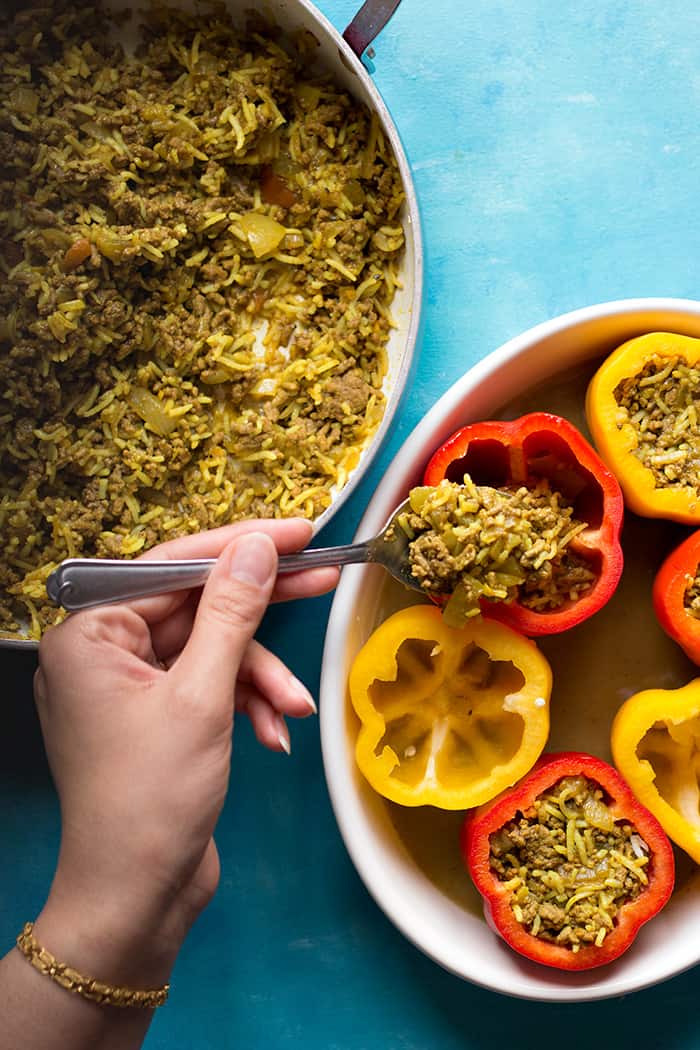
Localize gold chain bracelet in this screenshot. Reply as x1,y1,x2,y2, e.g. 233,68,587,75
16,922,169,1009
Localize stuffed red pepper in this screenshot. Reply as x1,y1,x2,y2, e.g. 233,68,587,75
653,529,700,665
402,412,624,634
462,752,674,971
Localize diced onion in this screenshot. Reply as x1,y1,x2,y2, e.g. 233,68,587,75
630,834,649,858
128,387,177,436
582,795,615,833
10,86,38,116
296,83,321,111
239,212,287,258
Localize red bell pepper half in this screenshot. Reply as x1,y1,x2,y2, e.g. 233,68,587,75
653,529,700,665
462,752,675,971
422,412,624,635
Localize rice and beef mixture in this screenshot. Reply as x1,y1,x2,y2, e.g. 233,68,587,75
394,477,595,626
489,775,650,951
0,1,405,637
684,569,700,618
614,355,700,490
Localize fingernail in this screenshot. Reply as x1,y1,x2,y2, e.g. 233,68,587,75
303,694,318,715
228,533,276,586
291,675,317,714
277,716,291,755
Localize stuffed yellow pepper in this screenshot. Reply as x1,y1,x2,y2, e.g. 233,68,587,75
586,332,700,523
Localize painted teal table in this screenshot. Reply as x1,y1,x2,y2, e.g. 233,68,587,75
4,1,700,1045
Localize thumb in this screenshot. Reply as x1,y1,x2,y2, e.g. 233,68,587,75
173,532,278,700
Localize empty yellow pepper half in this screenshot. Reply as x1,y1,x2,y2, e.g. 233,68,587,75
611,680,700,863
348,605,552,809
586,332,700,523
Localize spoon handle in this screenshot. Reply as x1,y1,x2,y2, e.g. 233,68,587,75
46,542,372,612
277,541,371,573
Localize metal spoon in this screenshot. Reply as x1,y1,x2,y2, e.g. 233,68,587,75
46,498,422,612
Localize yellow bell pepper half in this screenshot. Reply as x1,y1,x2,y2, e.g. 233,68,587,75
611,680,700,864
586,332,700,523
348,605,552,809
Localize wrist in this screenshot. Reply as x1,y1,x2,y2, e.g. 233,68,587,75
33,880,186,992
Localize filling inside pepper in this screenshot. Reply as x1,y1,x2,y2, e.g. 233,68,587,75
684,569,700,619
395,477,595,625
489,775,649,951
614,355,700,490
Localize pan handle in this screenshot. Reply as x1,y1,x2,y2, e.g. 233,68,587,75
343,0,402,60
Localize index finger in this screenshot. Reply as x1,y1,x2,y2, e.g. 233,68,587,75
126,518,315,623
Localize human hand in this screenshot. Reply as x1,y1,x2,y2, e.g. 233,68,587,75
31,520,337,991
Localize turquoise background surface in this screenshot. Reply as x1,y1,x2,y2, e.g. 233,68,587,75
4,0,700,1045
